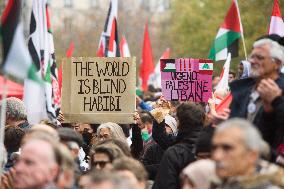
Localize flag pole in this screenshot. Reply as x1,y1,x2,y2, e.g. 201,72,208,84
241,35,248,60
0,77,7,177
235,0,248,60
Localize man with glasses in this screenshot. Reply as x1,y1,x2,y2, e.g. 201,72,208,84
229,34,284,153
211,118,284,189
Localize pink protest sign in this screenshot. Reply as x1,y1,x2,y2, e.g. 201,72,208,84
160,58,213,102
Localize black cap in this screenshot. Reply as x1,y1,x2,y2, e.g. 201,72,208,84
257,34,284,47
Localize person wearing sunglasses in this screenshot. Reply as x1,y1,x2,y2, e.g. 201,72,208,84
89,143,125,170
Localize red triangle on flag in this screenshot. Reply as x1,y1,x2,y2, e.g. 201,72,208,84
272,0,282,17
221,0,241,33
140,22,154,91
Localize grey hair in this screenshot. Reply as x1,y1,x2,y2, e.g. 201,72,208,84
253,38,284,69
216,118,263,152
97,122,126,141
0,97,27,121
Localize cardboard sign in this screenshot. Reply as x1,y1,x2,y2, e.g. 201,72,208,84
62,57,136,124
160,58,213,102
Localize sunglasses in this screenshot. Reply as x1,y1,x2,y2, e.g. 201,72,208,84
212,143,235,152
92,160,110,168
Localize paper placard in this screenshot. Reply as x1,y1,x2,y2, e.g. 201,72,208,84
62,57,136,123
160,58,213,102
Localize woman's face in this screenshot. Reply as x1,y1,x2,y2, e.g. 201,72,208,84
238,63,244,77
98,128,112,141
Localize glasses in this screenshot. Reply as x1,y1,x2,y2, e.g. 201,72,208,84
212,143,235,152
92,160,110,168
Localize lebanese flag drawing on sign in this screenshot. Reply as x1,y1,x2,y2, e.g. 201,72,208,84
268,0,284,36
199,59,214,75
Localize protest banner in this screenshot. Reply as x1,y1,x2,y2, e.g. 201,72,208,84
62,57,136,123
160,58,213,102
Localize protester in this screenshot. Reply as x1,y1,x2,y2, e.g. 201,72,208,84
112,157,148,189
57,127,88,172
4,126,25,171
238,60,251,79
0,97,30,130
89,170,137,189
230,34,284,152
141,115,177,180
229,70,236,83
14,138,60,189
56,144,76,189
181,159,219,189
153,102,205,189
211,118,284,189
97,122,126,142
98,138,132,157
89,143,125,170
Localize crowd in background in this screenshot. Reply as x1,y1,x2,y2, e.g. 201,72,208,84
1,34,284,189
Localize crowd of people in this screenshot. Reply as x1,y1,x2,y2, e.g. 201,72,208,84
1,34,284,189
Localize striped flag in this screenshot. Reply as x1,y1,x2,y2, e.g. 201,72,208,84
269,0,284,36
0,0,37,81
208,0,243,61
100,0,120,57
24,0,60,124
119,35,131,57
199,59,213,75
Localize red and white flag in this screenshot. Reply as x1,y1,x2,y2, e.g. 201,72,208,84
268,0,284,36
215,53,231,91
139,22,154,91
119,35,131,57
99,0,120,57
96,32,105,57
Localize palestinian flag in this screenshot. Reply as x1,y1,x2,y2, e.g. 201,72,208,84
24,0,60,124
208,0,243,61
268,0,284,36
1,0,37,81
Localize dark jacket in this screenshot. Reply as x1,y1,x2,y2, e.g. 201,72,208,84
229,75,284,150
152,129,200,189
141,142,164,180
152,119,176,150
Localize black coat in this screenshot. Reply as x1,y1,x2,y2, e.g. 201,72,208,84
152,130,199,189
141,142,164,180
229,75,284,150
